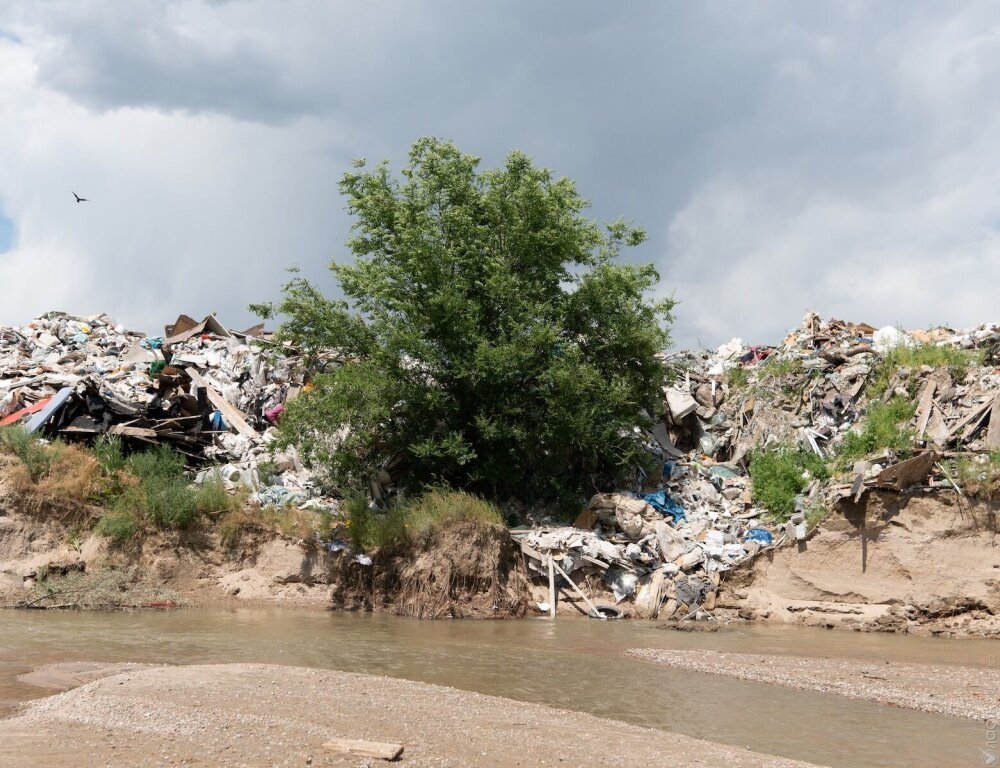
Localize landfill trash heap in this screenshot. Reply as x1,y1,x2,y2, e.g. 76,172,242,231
0,311,341,513
514,311,1000,621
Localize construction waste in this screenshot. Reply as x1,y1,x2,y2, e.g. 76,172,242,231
516,311,1000,621
0,311,339,515
3,308,1000,622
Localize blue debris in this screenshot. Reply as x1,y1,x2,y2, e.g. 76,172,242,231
641,490,686,524
744,528,773,545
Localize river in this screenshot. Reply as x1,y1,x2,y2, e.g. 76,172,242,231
0,608,992,767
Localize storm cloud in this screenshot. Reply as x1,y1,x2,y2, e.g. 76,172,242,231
1,1,998,347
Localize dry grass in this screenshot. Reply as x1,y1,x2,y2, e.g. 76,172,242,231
0,436,104,524
218,503,330,547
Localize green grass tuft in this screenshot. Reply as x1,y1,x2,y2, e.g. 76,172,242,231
951,451,1000,499
0,426,55,481
839,395,916,463
749,445,829,522
725,366,749,390
345,488,505,552
867,344,980,398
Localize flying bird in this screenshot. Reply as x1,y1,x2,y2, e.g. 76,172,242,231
72,192,88,203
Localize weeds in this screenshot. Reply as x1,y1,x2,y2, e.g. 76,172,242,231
749,445,829,521
0,426,56,481
760,357,804,379
952,451,1000,499
217,502,325,548
345,488,505,552
867,344,980,398
839,395,916,463
725,366,749,391
94,435,127,474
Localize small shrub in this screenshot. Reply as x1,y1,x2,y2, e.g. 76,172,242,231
750,446,829,521
256,460,280,486
126,445,186,485
194,475,241,516
805,501,830,530
839,395,916,463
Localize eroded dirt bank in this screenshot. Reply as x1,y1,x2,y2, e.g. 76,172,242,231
0,502,531,617
1,663,821,768
719,490,1000,636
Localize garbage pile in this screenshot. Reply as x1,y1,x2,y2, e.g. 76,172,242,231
0,310,340,513
517,310,1000,620
515,463,778,620
664,311,1000,468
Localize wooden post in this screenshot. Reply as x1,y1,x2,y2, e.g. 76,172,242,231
550,559,601,618
547,556,557,618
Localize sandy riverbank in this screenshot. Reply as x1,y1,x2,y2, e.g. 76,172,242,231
0,662,823,768
626,648,1000,721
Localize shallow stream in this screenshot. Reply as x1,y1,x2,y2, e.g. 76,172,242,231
0,608,993,767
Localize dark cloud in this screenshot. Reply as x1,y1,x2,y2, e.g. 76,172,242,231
2,1,1000,345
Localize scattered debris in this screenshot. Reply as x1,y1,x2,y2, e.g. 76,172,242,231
0,311,340,516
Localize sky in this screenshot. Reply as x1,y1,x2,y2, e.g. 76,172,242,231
1,1,999,349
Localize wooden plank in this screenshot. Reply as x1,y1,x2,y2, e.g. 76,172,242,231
108,424,159,439
184,368,260,440
551,559,601,618
516,539,546,563
986,395,1000,449
914,380,936,438
321,738,403,761
875,451,937,491
547,557,557,618
947,399,992,441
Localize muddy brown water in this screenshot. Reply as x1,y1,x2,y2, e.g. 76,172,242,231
0,608,993,767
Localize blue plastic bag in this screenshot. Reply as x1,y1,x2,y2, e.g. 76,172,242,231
641,490,686,524
745,528,773,545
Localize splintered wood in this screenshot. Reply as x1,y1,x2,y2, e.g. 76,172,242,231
322,738,404,761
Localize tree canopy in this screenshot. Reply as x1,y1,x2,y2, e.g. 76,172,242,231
253,138,674,507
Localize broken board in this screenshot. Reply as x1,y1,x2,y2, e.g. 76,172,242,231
322,738,404,761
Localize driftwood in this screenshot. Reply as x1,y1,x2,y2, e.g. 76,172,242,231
322,738,404,761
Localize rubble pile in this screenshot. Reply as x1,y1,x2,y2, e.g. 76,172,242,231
518,311,1000,621
0,311,339,514
515,463,776,620
673,311,1000,467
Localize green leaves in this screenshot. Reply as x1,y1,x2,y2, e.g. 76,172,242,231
258,138,673,506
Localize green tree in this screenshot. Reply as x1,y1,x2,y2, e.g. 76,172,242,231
253,138,674,507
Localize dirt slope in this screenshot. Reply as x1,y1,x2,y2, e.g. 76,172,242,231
720,490,1000,636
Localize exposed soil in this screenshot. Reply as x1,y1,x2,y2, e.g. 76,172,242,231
626,648,1000,721
1,481,531,617
719,490,1000,636
332,520,529,618
0,662,822,768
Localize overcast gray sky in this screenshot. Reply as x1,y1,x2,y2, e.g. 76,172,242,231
1,2,998,348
